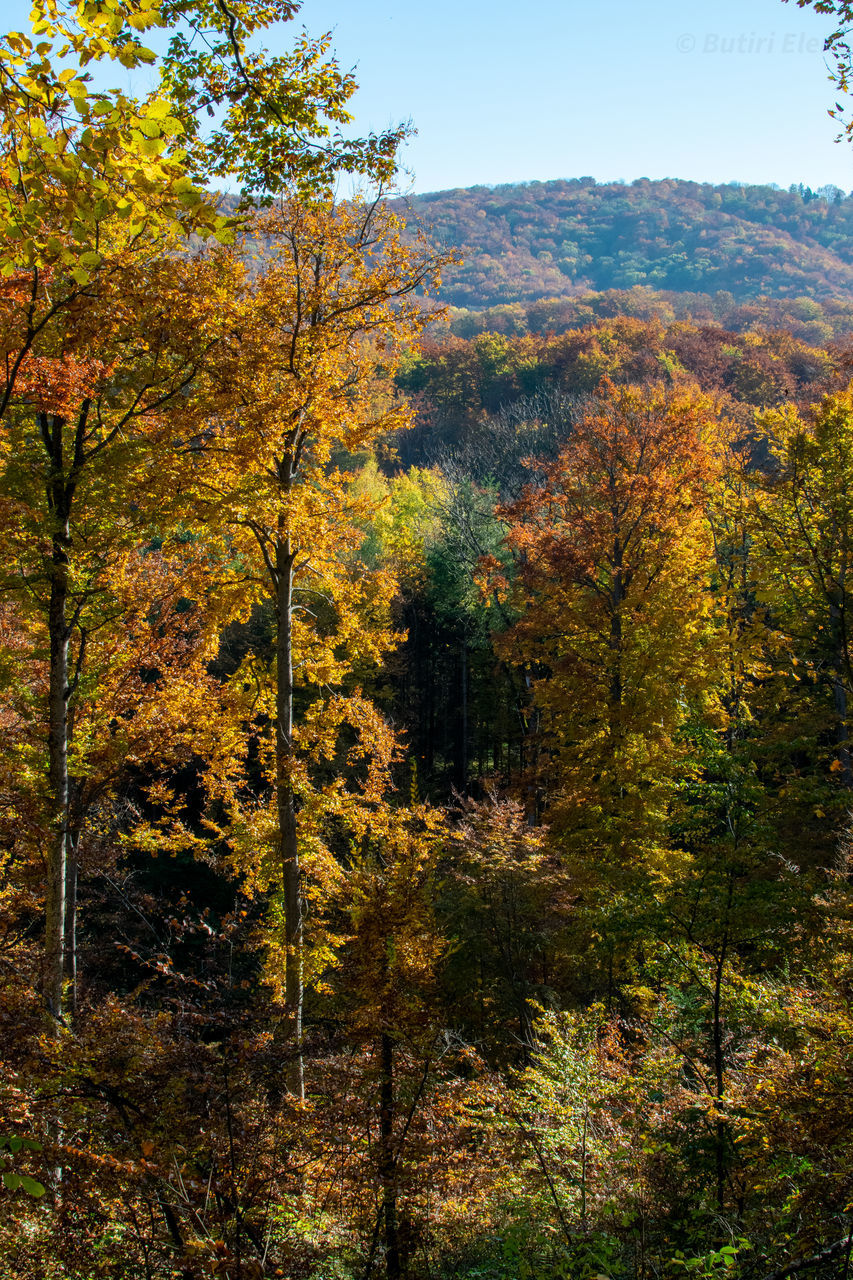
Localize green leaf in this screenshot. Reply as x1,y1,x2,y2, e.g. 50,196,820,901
18,1176,45,1198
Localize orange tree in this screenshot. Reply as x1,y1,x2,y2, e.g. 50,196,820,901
489,379,726,983
331,804,446,1280
0,245,244,1023
494,381,723,873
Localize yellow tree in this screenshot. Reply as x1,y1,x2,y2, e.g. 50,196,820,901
0,0,404,412
751,390,853,784
0,537,235,1019
489,381,755,1203
198,196,442,1095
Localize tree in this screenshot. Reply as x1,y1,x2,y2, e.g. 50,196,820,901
495,380,722,853
491,380,725,981
752,391,853,783
196,196,443,1095
0,0,410,1027
338,806,446,1280
439,792,570,1061
0,0,403,343
0,246,235,1021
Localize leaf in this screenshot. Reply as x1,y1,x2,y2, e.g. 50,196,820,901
18,1176,45,1198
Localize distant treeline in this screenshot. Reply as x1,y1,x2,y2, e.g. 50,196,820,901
401,177,853,307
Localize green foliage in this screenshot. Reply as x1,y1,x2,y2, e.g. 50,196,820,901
0,1137,44,1199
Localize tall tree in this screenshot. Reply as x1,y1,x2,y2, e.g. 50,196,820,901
492,380,724,941
0,0,410,1026
197,196,442,1095
0,247,234,1020
750,389,853,812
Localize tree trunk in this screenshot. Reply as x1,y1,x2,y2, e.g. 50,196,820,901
711,876,733,1216
379,1031,401,1280
45,467,72,1024
276,530,304,1099
608,539,624,716
65,833,79,1023
830,600,853,786
458,635,468,790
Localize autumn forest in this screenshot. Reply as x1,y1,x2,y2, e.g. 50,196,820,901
5,2,853,1278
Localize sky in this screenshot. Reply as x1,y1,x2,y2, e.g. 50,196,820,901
291,0,853,194
4,0,852,194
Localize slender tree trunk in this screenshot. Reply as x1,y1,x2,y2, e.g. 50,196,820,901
458,635,468,789
65,832,78,1023
42,407,87,1026
45,489,72,1024
580,1105,588,1227
830,600,853,786
276,529,304,1099
712,877,733,1216
379,1031,401,1280
607,544,625,845
426,623,435,777
608,542,624,716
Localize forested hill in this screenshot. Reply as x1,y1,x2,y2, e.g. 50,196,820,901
400,177,853,307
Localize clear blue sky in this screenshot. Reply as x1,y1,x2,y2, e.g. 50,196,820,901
293,0,852,194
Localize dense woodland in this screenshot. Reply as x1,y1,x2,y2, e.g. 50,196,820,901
442,290,853,347
6,1,853,1279
405,178,853,308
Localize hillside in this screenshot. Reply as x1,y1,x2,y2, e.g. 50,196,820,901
402,177,853,308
